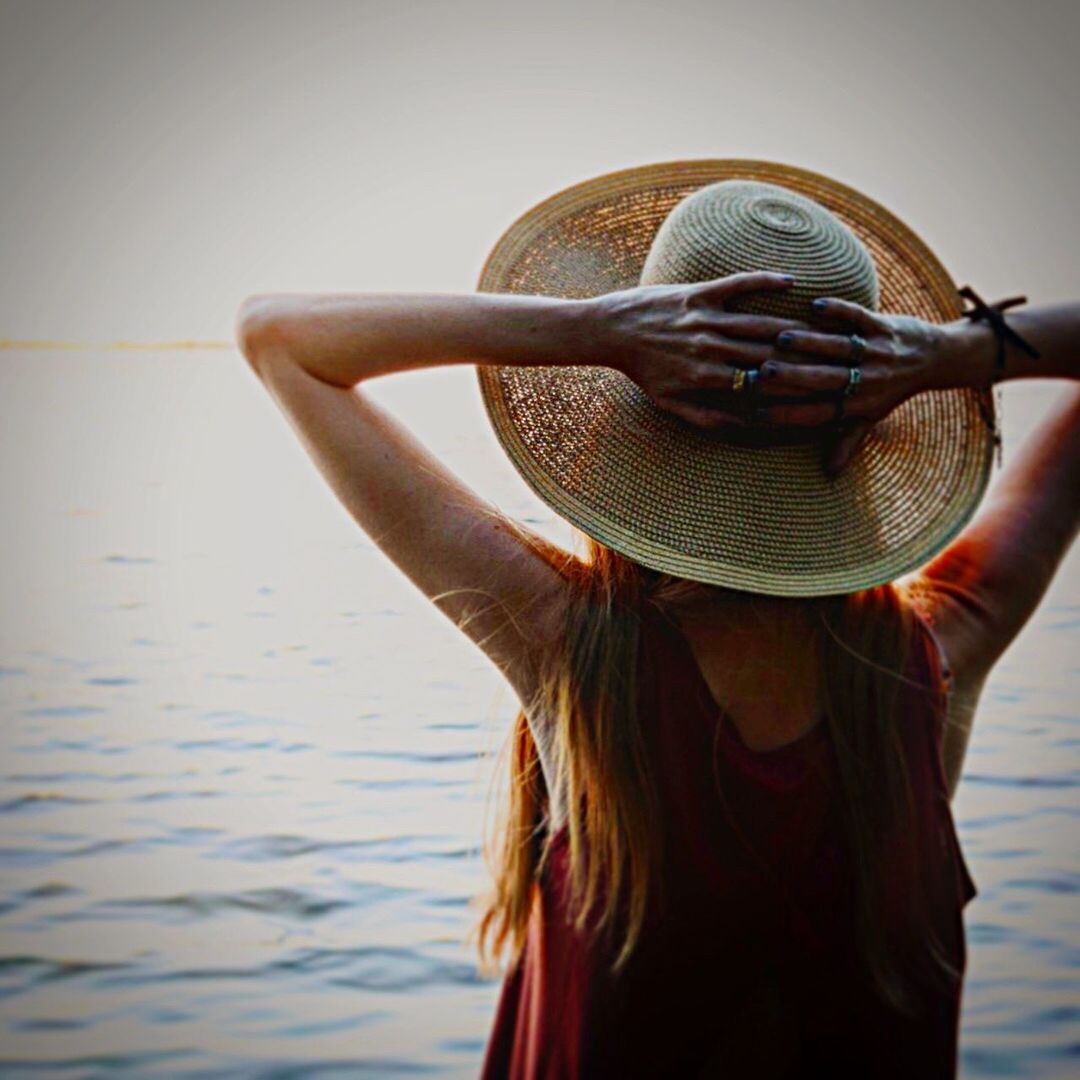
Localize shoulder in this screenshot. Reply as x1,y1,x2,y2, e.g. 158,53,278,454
900,579,987,801
900,584,954,693
899,575,989,698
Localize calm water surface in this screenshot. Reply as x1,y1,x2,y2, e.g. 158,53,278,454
1,352,1077,1077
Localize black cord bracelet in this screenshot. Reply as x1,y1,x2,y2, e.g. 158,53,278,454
957,284,1041,384
955,285,1042,469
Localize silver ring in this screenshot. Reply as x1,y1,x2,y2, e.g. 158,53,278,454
848,333,867,362
843,366,862,397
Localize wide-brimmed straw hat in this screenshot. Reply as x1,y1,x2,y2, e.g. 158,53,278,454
475,159,994,597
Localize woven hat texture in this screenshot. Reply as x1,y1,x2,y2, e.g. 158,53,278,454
476,159,994,596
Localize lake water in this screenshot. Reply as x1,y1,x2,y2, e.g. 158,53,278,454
1,350,1076,1077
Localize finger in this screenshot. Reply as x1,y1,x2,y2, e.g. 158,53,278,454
823,420,873,477
713,314,811,340
808,297,885,336
775,329,867,362
759,359,853,395
660,396,747,430
754,400,839,426
697,271,795,304
690,358,777,393
695,339,773,374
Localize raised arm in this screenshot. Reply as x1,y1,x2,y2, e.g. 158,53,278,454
907,308,1080,792
234,274,806,707
804,297,1080,680
235,291,590,706
909,382,1079,787
755,297,1080,473
758,295,1080,794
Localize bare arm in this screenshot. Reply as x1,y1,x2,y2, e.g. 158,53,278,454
929,300,1080,387
237,291,599,387
235,273,803,704
910,385,1080,779
911,306,1080,794
235,292,594,705
898,300,1080,676
759,295,1080,794
756,298,1080,473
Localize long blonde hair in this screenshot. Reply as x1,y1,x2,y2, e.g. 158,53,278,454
472,527,962,1018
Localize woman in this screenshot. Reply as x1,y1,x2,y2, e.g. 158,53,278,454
235,162,1078,1078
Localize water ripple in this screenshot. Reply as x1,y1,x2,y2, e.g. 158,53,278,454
966,772,1079,789
0,954,133,996
330,749,484,764
94,883,404,920
0,793,96,813
215,833,477,863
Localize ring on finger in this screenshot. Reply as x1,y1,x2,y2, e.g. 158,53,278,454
732,368,747,393
848,333,867,362
843,366,862,397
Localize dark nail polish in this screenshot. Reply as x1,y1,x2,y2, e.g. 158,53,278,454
778,333,793,346
762,362,775,378
812,299,828,310
781,275,795,283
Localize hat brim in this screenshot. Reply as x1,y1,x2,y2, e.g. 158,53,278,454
476,159,994,597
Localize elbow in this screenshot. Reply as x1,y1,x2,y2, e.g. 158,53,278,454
235,295,296,369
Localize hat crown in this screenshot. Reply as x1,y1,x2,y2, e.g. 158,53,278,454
639,180,880,320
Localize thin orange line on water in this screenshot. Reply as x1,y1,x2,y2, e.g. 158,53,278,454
0,339,235,351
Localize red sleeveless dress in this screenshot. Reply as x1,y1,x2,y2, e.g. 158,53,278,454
480,601,978,1079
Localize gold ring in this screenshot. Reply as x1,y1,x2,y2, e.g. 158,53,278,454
732,368,747,393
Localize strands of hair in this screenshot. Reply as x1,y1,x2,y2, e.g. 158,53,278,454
470,524,964,1020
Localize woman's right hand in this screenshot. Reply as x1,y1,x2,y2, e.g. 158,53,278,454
592,271,810,429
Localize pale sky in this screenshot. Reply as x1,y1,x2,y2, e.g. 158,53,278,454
2,0,1078,343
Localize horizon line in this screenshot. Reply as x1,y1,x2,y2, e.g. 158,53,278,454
0,339,235,352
